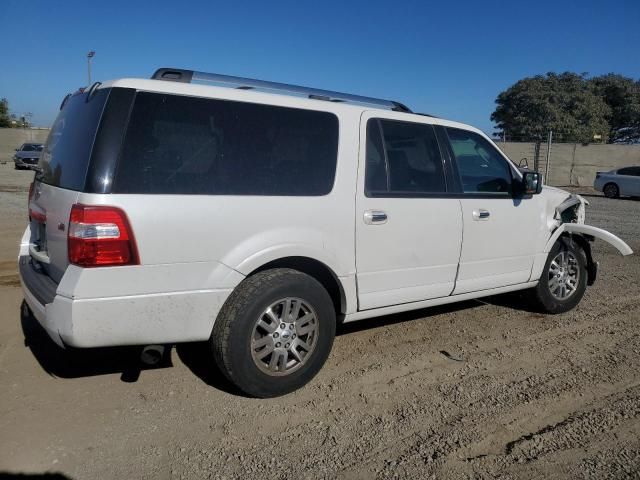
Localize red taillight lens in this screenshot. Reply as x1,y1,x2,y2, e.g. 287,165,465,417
68,204,139,267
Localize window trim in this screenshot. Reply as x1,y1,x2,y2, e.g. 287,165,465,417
364,117,449,198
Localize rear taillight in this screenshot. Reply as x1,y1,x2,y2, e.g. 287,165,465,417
68,204,139,267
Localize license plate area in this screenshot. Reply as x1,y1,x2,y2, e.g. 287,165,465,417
35,221,48,255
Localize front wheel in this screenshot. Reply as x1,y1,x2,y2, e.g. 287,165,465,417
528,237,588,314
211,268,336,398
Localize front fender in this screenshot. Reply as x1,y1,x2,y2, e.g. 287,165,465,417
544,224,633,256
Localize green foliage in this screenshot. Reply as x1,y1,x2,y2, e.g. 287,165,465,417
492,72,640,143
590,74,640,143
0,98,11,128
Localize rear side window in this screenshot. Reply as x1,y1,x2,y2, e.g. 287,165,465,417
365,119,446,196
618,167,640,176
113,92,339,195
39,89,110,190
446,128,513,195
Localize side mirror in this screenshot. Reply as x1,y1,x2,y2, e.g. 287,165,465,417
520,171,543,195
519,157,529,169
15,148,19,151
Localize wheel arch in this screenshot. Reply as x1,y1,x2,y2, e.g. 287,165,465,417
248,256,349,316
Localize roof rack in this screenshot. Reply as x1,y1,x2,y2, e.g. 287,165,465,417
151,68,412,113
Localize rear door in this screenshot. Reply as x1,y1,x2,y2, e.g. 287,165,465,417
28,88,111,282
355,112,463,310
617,167,640,196
442,127,540,294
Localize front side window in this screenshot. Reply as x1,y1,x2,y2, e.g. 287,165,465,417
446,128,513,195
113,92,339,196
365,119,446,195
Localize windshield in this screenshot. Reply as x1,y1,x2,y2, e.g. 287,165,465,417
21,144,42,152
38,89,110,190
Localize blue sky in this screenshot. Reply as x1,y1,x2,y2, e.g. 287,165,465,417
1,0,639,134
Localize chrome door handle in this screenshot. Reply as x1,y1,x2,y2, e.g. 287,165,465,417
472,209,490,221
364,210,388,225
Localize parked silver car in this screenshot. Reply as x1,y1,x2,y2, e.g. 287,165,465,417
13,143,44,170
594,167,640,198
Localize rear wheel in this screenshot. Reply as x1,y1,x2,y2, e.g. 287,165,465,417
603,182,619,198
529,237,587,314
211,268,336,398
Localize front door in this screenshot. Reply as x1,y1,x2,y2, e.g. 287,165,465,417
442,127,540,294
355,113,463,310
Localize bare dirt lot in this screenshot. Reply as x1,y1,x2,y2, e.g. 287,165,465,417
1,166,639,479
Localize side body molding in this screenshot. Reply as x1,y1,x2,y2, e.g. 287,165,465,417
545,224,633,256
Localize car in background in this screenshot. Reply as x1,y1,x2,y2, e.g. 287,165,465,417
13,143,44,170
594,166,640,198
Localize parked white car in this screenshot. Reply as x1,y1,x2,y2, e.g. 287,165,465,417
594,166,640,198
19,69,633,397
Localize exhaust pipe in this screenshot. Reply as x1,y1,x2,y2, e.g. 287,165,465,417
140,345,166,366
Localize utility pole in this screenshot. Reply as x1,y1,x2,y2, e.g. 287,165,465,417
87,51,95,85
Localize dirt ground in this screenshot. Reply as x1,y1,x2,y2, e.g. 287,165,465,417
1,165,639,479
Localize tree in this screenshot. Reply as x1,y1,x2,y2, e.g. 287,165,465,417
491,73,611,143
0,98,11,128
589,74,640,143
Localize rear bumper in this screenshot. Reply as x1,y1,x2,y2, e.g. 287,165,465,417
19,255,239,348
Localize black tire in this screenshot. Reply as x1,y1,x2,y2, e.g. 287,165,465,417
603,182,619,198
211,268,336,398
528,237,588,314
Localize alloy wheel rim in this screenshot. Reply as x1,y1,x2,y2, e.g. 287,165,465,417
548,251,580,300
250,297,318,376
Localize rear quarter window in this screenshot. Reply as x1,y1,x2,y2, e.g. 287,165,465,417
39,89,110,191
113,92,339,196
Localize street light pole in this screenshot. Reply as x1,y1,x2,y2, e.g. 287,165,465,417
87,51,95,85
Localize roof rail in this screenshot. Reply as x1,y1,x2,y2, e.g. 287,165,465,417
151,68,412,113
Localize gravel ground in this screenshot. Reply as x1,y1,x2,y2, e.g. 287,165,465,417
0,166,639,479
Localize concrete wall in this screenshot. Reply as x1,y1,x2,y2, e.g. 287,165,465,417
0,128,50,164
3,127,638,187
497,141,640,187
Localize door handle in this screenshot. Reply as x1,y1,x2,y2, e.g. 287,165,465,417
364,210,388,225
472,209,490,221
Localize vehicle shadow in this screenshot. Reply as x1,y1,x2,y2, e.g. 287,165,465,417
337,290,543,337
175,343,246,396
0,473,72,479
337,299,483,336
20,302,172,383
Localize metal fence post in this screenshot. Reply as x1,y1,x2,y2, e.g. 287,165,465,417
544,130,553,182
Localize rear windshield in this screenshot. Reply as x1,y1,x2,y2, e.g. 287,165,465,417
38,89,109,190
113,92,339,195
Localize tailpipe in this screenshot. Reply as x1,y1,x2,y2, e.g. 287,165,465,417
140,345,166,366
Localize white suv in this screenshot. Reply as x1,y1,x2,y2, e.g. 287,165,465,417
20,68,633,397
